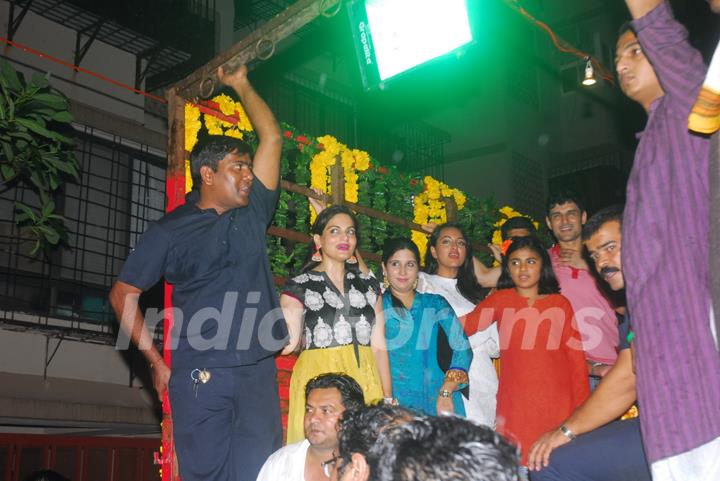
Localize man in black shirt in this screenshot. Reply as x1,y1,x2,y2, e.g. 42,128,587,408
110,65,287,481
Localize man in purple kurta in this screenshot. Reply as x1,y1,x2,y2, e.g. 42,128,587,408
618,0,720,479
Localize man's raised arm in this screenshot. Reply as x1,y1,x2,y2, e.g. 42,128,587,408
624,0,662,19
217,65,282,190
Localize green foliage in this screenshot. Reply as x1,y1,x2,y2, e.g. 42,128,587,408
216,122,501,280
0,61,80,256
457,194,498,265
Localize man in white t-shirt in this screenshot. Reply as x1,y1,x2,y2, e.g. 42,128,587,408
256,373,365,481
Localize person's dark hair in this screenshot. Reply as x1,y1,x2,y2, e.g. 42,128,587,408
382,237,421,316
189,135,253,186
500,216,537,241
370,416,521,481
424,223,485,304
337,404,416,478
497,236,559,294
582,204,624,241
546,189,586,217
305,373,365,412
24,470,71,481
301,205,361,273
618,20,635,39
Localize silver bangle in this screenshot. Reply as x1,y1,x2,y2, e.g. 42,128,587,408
559,424,576,440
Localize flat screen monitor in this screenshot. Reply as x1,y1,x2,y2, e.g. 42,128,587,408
347,0,473,90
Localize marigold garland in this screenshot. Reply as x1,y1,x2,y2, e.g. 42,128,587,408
182,95,256,194
185,104,202,153
491,206,540,246
309,135,371,224
182,101,488,277
491,206,541,265
412,176,468,262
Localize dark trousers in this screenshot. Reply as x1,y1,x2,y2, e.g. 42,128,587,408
169,356,282,481
530,418,651,481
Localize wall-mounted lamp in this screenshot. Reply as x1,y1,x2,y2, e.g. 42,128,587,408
582,56,597,86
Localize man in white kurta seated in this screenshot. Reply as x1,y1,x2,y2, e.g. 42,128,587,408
256,373,365,481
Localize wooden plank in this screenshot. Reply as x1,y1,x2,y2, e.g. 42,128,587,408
267,226,381,263
330,158,345,205
280,180,426,233
174,0,341,100
166,89,185,173
444,196,458,222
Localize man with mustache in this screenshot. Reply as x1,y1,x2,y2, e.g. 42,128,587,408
528,205,651,481
615,1,720,479
545,190,619,389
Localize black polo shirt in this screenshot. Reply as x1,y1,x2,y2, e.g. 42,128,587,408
119,178,288,368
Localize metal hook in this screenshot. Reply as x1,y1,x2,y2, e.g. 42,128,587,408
320,0,342,18
255,37,276,61
199,77,216,99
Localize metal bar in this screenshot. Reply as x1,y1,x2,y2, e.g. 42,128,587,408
135,48,161,91
8,0,34,41
43,334,64,379
174,0,340,100
74,19,103,67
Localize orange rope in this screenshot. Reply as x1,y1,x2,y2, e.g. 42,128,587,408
502,1,616,84
1,36,168,103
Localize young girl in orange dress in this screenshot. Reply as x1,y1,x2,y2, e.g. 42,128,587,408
463,236,589,467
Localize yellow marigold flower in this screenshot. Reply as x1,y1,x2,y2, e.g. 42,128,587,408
499,206,520,218
204,114,229,135
235,104,254,131
185,159,193,193
213,93,236,116
411,231,429,265
492,205,540,256
353,149,370,171
184,104,202,152
317,135,341,155
224,127,244,139
341,150,354,170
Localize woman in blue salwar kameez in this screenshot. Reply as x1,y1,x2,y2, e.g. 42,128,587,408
381,237,473,416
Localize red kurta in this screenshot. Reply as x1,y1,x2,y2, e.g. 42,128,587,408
465,289,590,465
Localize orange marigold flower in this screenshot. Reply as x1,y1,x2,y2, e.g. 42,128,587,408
500,239,513,256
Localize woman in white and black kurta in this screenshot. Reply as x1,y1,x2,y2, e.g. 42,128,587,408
281,205,391,443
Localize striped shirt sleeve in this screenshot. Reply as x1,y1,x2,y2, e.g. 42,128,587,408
632,1,706,116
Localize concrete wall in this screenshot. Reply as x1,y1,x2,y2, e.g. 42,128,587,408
0,1,164,431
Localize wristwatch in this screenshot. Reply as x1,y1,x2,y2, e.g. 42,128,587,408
440,389,451,398
559,424,576,440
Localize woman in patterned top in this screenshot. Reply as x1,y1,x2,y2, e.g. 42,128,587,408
281,205,392,443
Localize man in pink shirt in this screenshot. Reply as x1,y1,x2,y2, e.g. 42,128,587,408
545,190,619,388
